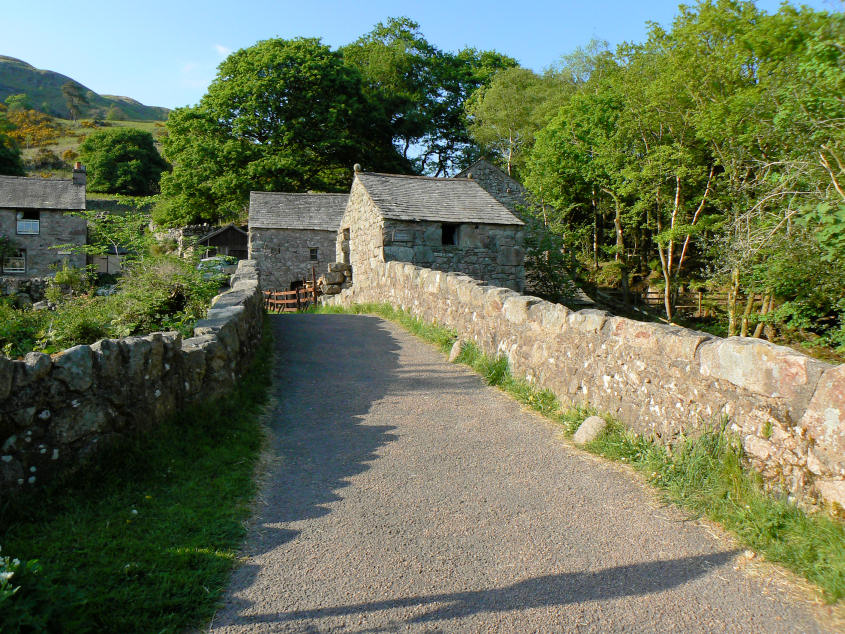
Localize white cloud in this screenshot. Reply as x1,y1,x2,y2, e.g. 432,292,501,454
214,44,232,58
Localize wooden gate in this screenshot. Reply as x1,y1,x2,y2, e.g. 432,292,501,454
263,284,320,313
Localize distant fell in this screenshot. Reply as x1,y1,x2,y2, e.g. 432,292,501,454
0,56,169,121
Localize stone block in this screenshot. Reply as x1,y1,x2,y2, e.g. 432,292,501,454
17,352,51,387
799,364,845,473
423,225,441,246
483,287,515,316
53,402,108,444
568,309,608,333
503,295,542,325
383,246,414,262
574,416,607,445
815,479,845,509
53,345,93,392
0,356,12,400
699,337,829,420
90,339,123,380
413,245,434,264
324,271,345,285
328,262,351,273
496,246,525,267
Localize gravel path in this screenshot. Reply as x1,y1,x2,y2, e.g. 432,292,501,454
210,314,830,633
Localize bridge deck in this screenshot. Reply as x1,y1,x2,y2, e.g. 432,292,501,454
211,314,828,632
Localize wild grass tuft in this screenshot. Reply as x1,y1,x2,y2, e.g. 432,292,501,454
0,319,274,632
318,302,845,603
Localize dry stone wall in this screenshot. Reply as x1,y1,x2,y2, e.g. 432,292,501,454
325,260,845,509
0,260,263,497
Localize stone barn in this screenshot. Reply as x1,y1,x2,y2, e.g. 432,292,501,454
248,192,348,290
337,170,525,291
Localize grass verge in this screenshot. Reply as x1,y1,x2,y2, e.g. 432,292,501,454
0,318,273,632
314,302,845,603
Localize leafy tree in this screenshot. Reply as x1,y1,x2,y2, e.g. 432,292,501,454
157,37,410,226
79,128,169,195
61,82,89,121
343,18,516,176
466,67,564,177
4,94,32,113
0,104,25,176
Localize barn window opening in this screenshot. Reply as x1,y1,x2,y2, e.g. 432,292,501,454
16,211,39,235
441,223,459,246
309,247,318,261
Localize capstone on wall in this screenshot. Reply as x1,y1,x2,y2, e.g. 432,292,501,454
0,260,263,497
337,179,525,292
325,260,845,510
249,227,336,290
0,210,86,277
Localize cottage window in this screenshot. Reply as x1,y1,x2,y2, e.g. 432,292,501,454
441,223,459,246
2,249,26,273
309,247,318,261
16,211,40,235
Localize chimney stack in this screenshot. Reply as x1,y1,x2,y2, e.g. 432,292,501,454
72,162,86,187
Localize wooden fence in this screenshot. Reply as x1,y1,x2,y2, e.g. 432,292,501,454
263,284,320,313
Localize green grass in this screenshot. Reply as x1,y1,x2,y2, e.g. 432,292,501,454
0,319,274,632
314,302,845,603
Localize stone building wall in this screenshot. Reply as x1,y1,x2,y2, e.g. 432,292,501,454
325,260,845,510
0,260,263,496
337,178,526,292
457,160,533,217
249,227,336,290
0,210,86,277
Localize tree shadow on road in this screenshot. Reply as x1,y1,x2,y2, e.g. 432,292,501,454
230,550,741,630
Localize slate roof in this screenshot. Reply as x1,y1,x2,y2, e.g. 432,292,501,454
454,158,528,193
0,175,86,210
249,192,348,231
357,172,523,226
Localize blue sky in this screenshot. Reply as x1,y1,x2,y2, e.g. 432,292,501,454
3,0,838,110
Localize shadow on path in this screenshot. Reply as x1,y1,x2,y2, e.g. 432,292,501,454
233,550,740,629
217,315,403,617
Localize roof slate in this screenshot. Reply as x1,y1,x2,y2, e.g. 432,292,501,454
0,175,86,210
357,172,523,226
249,192,348,231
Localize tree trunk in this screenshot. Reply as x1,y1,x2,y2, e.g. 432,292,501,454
591,189,599,272
740,293,755,337
727,267,740,337
752,293,770,338
602,187,629,305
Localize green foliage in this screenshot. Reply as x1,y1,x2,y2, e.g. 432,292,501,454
521,0,844,347
0,255,222,356
3,93,31,112
0,322,272,632
78,128,169,195
0,104,25,176
157,37,409,226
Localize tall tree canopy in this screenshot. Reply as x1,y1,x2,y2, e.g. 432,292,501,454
342,18,516,176
79,128,169,195
156,37,410,226
520,0,844,349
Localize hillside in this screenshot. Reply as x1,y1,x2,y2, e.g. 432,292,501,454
0,55,168,121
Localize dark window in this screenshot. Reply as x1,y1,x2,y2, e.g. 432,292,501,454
441,223,459,246
309,247,318,261
2,249,26,273
16,210,39,235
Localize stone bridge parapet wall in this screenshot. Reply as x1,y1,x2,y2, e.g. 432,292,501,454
325,260,845,509
0,260,263,497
